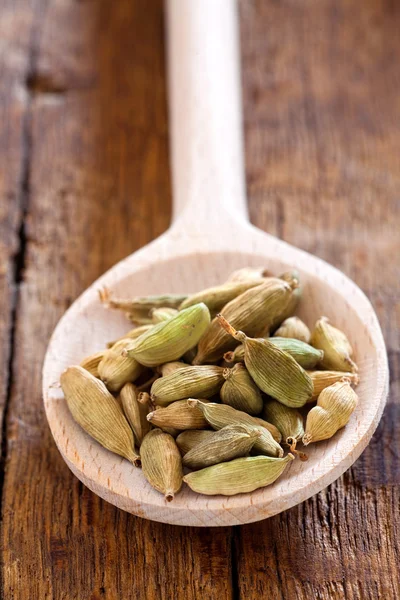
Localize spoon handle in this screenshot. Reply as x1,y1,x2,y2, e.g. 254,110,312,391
166,0,248,226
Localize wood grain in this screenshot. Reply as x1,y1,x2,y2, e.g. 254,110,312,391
237,0,400,598
0,0,399,599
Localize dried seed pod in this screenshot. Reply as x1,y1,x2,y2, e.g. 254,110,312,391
120,383,152,446
124,303,211,367
188,400,283,457
310,317,358,372
179,280,265,315
80,351,105,377
220,363,263,415
306,370,360,402
224,337,323,369
183,424,261,470
268,338,324,369
273,271,301,328
107,325,154,348
150,366,224,406
217,316,313,407
147,399,210,431
140,430,183,501
226,266,269,283
157,361,188,377
60,366,140,466
183,454,294,496
273,317,311,343
98,338,144,393
303,379,359,445
194,278,298,364
263,399,304,442
176,430,216,455
99,287,187,313
223,345,245,364
151,307,178,323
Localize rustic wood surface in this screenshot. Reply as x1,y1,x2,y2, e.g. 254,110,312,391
0,0,399,598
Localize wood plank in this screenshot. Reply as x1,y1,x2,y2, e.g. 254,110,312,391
237,0,400,598
1,1,233,598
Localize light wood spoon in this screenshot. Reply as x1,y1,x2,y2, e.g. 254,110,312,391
43,0,389,526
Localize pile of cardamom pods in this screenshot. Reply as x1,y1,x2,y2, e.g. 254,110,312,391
60,267,360,500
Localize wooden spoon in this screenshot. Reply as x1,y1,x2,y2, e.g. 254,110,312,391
43,0,388,526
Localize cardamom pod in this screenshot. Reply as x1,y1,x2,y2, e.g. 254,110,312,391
268,337,324,369
183,454,294,496
303,379,359,445
124,303,211,367
151,307,178,323
98,338,144,393
217,315,313,407
193,277,298,364
120,383,152,446
127,307,178,326
150,365,224,406
220,363,263,415
263,399,304,442
99,287,187,313
147,399,210,430
183,424,261,470
306,370,360,402
226,266,269,283
140,429,182,501
176,430,216,455
273,316,311,343
157,361,188,377
270,271,301,329
107,324,153,348
224,337,322,369
60,366,140,466
310,317,358,372
188,400,283,456
80,350,105,377
179,279,265,315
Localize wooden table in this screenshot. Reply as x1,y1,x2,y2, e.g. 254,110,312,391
1,1,399,598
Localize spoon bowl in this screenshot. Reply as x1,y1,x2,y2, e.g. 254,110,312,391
42,0,388,525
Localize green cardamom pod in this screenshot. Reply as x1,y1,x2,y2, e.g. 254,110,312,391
179,279,265,315
147,399,210,430
187,400,283,457
224,337,323,369
150,307,178,323
60,366,140,466
175,430,216,455
98,338,144,393
140,430,183,501
157,361,190,377
220,363,263,415
183,424,260,470
263,399,304,442
80,350,105,378
274,316,311,343
150,365,224,406
310,317,358,372
99,287,187,313
120,383,152,446
268,337,324,369
303,379,358,445
306,370,360,402
183,453,294,496
193,277,299,364
217,315,313,407
226,266,269,283
124,303,211,367
107,324,154,349
273,271,301,329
